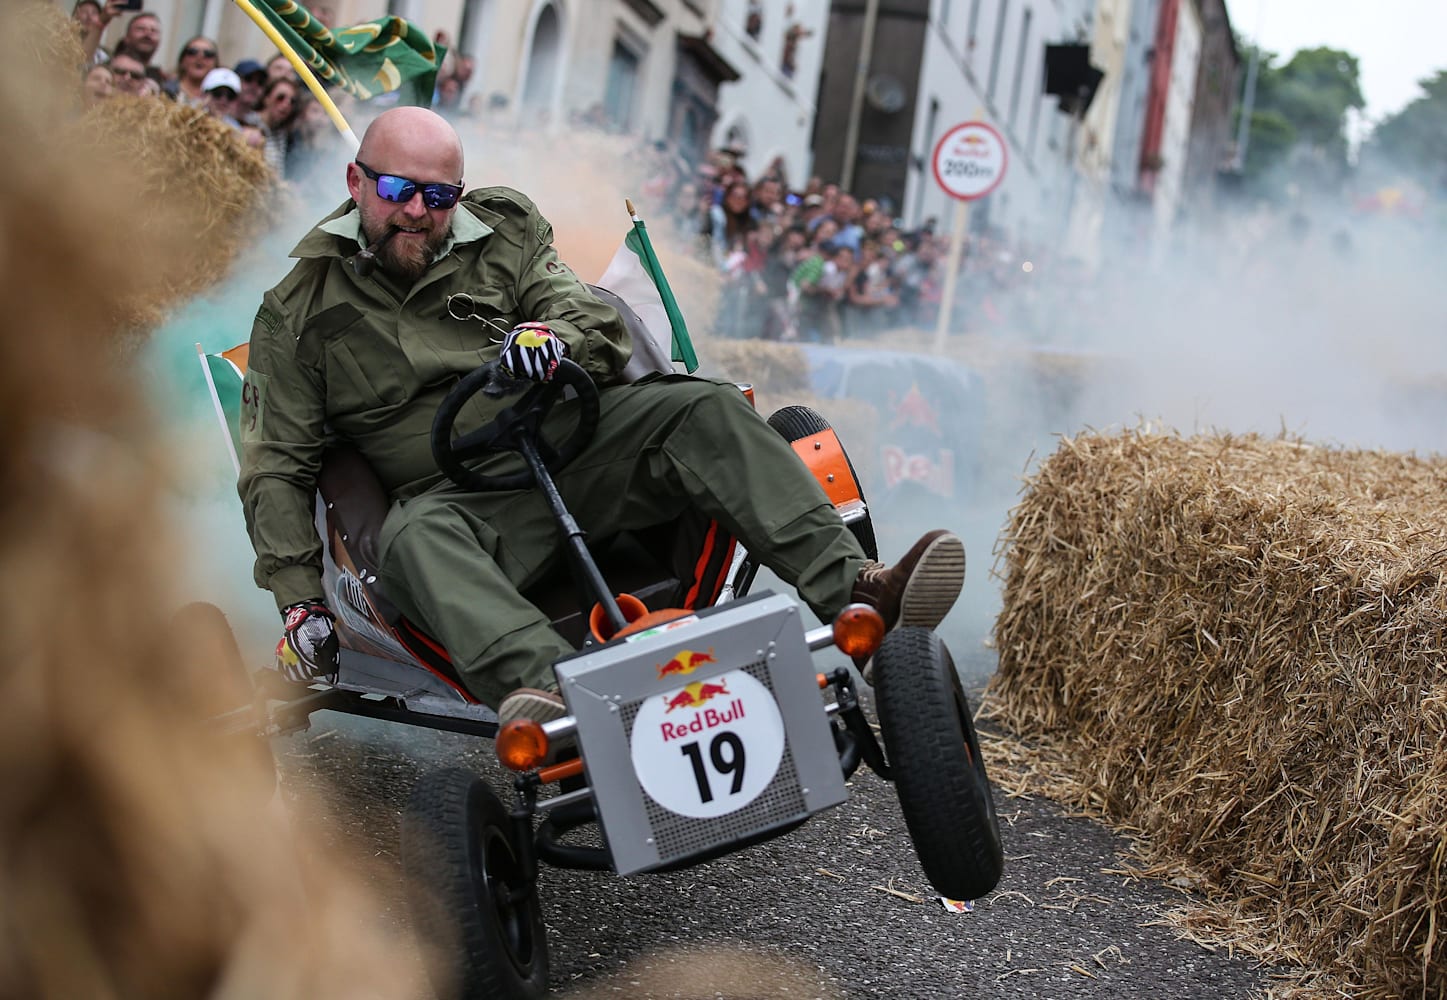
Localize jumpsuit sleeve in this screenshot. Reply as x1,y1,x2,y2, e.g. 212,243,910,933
511,201,633,385
237,292,329,611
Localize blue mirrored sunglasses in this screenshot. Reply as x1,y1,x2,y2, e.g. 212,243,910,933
355,160,463,210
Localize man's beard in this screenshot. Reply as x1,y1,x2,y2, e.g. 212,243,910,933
359,215,449,283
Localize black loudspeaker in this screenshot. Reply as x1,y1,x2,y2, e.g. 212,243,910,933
1044,43,1104,116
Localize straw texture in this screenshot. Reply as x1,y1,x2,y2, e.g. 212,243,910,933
989,427,1447,997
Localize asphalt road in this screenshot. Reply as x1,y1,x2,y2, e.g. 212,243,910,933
275,690,1288,1000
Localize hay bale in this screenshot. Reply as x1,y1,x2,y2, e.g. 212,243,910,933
70,98,276,337
989,427,1447,997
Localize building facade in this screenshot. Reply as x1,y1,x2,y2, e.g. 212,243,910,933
706,0,830,188
810,0,1102,248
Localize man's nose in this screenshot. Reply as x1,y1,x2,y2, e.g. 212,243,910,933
400,192,428,219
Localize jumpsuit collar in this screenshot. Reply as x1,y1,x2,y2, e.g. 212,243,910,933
290,199,493,263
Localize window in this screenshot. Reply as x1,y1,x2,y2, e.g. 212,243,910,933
1009,7,1032,126
604,38,641,131
745,1,762,40
986,0,1010,101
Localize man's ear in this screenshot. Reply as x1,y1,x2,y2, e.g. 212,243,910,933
344,160,363,202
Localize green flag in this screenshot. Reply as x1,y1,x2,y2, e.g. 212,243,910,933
598,211,699,373
250,0,445,106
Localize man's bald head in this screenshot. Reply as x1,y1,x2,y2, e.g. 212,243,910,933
346,107,467,283
356,107,465,184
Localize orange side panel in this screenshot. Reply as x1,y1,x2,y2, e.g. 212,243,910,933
790,429,862,507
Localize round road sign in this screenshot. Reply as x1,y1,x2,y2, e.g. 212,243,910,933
931,121,1009,201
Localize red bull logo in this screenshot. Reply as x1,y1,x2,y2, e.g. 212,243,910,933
656,647,716,679
659,679,746,741
889,382,941,435
955,134,992,157
664,679,730,712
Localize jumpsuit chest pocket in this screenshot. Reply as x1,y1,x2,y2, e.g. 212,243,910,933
306,303,410,412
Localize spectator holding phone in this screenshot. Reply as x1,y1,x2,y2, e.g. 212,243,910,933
71,0,127,67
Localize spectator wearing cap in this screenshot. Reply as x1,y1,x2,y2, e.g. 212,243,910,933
113,12,162,81
234,58,268,122
201,67,244,128
164,36,219,108
107,50,150,97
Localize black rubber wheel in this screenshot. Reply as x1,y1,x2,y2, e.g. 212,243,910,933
172,601,276,802
767,404,878,560
873,627,1004,900
401,768,548,1000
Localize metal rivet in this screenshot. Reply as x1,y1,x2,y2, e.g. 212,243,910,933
814,441,822,450
826,474,835,482
341,533,348,541
326,502,334,509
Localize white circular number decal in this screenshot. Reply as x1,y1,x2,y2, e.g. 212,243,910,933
629,669,785,819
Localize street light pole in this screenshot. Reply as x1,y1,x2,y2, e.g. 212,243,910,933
840,0,881,192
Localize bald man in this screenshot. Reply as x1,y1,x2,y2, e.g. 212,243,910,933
239,108,964,725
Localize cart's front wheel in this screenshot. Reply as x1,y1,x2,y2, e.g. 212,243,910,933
873,627,1004,900
401,768,548,1000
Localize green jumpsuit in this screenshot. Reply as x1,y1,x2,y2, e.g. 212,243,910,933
240,187,866,706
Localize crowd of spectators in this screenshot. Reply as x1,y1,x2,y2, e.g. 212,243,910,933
637,147,948,342
627,143,1095,345
70,0,348,199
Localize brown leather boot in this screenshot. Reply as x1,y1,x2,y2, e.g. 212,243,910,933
850,530,965,672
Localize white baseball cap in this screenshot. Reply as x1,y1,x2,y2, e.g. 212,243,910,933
202,67,242,93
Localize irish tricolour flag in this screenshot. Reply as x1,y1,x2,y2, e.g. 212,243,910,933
597,201,699,374
197,342,249,475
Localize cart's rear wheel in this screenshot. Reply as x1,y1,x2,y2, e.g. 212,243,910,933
767,404,878,560
873,627,1004,900
401,768,548,1000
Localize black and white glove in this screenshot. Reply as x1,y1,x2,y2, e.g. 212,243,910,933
275,599,339,684
499,322,568,381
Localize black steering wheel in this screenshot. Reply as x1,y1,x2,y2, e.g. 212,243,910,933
430,358,600,493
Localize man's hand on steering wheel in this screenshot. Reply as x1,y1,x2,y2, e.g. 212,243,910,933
499,322,568,382
275,599,339,684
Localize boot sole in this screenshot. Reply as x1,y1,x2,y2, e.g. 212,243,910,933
496,689,569,727
896,533,966,630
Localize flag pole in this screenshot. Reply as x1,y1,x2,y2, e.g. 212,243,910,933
231,0,359,151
